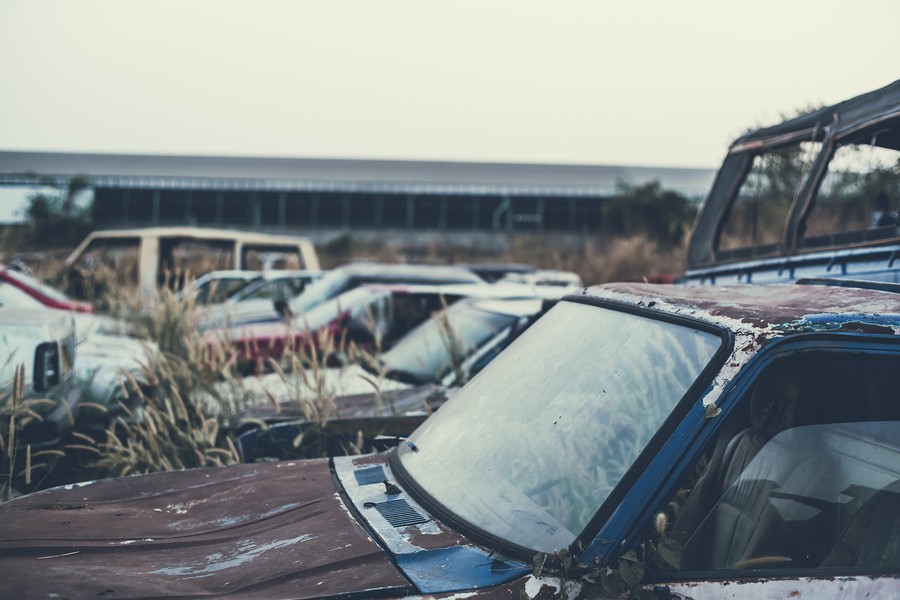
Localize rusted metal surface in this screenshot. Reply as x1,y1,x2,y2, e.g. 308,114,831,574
236,383,450,425
587,282,900,333
0,459,412,599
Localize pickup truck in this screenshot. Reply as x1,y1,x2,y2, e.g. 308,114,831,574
65,226,321,299
685,79,900,285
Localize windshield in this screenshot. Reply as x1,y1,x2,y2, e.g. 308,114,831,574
396,300,722,553
381,301,517,383
196,277,258,305
294,286,383,332
290,270,350,315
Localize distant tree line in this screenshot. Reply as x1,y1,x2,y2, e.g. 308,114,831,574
20,173,93,247
602,181,697,246
19,175,698,250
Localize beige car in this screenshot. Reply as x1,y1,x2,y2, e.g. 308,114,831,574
66,226,320,299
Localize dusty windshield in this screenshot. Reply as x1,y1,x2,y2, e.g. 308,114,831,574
295,286,381,332
396,300,722,553
290,271,349,315
381,302,515,383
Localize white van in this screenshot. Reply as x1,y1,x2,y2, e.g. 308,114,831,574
66,226,320,299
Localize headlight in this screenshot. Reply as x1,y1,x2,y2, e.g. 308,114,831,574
33,342,60,392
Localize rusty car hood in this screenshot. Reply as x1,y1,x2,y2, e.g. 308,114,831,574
0,459,413,599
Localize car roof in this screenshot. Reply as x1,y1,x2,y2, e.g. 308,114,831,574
732,78,900,150
357,281,556,299
582,282,900,335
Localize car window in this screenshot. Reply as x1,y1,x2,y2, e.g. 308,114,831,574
801,119,900,248
75,238,141,289
196,277,257,305
718,140,822,255
382,302,515,384
661,352,900,575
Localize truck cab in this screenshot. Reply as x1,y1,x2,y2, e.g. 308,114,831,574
685,79,900,285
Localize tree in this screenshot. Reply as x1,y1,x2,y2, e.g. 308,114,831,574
20,174,92,246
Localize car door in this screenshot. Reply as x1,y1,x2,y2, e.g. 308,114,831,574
642,340,900,598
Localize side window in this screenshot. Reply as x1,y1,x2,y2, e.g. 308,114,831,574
242,246,302,270
801,121,900,248
159,239,233,290
718,141,822,255
662,352,900,574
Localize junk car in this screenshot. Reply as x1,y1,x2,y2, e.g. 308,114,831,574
685,78,900,285
1,281,899,599
186,269,323,306
199,262,487,331
232,296,552,461
0,308,82,447
65,226,320,299
214,282,546,371
0,264,93,313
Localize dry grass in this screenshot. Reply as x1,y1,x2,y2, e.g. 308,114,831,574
316,232,689,286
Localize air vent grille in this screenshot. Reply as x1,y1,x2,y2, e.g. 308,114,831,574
374,499,427,527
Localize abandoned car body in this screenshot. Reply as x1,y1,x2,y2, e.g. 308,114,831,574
0,281,898,599
0,308,82,446
199,262,486,331
232,296,552,461
65,226,321,299
0,264,93,313
685,78,900,285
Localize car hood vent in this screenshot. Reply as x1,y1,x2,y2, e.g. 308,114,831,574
374,499,427,528
354,465,387,485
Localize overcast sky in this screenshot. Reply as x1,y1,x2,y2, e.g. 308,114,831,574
1,0,898,172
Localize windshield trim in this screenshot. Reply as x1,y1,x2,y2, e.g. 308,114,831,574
389,294,734,560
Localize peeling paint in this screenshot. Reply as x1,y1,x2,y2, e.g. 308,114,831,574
660,575,898,599
147,534,316,578
523,575,582,600
61,480,97,490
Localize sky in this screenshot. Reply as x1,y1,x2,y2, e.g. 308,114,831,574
0,0,898,177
